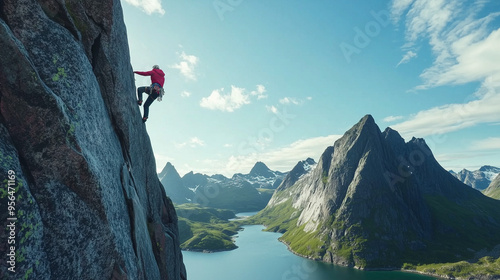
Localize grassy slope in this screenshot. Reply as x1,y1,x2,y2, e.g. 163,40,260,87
484,188,500,200
423,195,500,260
406,257,500,279
176,204,242,251
248,200,328,260
250,194,500,278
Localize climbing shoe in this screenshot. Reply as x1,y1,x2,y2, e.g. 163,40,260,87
137,100,143,106
142,117,148,123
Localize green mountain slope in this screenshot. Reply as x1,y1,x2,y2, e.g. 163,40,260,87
253,115,500,271
176,204,241,252
484,174,500,199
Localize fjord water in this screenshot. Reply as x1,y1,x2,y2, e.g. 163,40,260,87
183,225,438,280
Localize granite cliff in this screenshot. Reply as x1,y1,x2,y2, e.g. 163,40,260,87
0,1,185,279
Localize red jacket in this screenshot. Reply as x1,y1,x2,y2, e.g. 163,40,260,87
134,68,165,87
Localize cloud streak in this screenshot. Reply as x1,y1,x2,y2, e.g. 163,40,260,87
471,137,500,151
392,91,500,139
390,0,500,138
383,115,404,122
396,50,417,66
124,0,165,15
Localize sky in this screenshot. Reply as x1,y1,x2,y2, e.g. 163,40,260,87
121,0,500,177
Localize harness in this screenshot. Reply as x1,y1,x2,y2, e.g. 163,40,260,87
150,83,165,101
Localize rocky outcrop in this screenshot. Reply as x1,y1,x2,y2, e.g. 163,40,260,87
275,158,316,193
0,1,185,279
259,115,500,269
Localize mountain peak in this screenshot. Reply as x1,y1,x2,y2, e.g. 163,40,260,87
276,158,316,192
479,165,500,172
249,161,273,177
158,162,176,179
341,114,381,144
259,114,500,269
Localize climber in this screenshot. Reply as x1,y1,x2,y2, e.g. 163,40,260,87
134,65,165,122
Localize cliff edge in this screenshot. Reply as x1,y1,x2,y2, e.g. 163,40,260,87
0,0,186,279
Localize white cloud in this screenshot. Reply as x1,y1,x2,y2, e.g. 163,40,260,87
390,1,500,139
266,105,278,114
471,137,500,151
390,0,415,23
383,115,404,122
181,91,191,98
392,1,500,89
251,84,267,100
171,51,199,81
396,50,417,67
279,97,300,105
418,27,500,88
200,86,250,112
189,137,205,147
200,85,266,112
173,137,206,149
124,0,165,15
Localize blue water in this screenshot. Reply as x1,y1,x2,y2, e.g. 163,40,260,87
183,225,439,280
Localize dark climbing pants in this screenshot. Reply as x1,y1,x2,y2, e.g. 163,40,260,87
137,86,159,118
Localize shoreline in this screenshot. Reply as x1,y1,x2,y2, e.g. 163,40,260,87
181,246,238,254
273,230,449,280
181,223,498,279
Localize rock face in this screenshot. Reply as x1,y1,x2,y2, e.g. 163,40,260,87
275,158,316,192
0,1,185,279
259,115,500,269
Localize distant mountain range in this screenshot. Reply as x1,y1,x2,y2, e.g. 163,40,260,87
450,166,500,190
158,159,316,212
254,115,500,269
